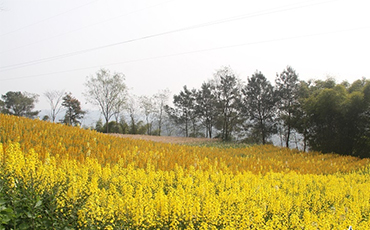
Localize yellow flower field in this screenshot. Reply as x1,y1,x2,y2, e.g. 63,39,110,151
1,114,370,229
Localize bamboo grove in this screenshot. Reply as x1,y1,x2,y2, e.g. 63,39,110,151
1,114,370,229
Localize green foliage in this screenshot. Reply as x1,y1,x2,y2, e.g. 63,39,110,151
166,66,369,156
61,92,86,126
242,71,277,144
212,66,243,141
305,86,346,153
129,120,147,135
0,178,15,229
195,82,217,138
0,91,39,118
275,66,300,148
95,119,104,132
104,121,125,134
301,78,370,157
1,176,57,229
166,86,198,137
0,170,89,230
95,119,148,135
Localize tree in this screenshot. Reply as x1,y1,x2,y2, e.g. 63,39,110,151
42,115,50,121
153,89,171,136
166,86,198,137
275,66,300,148
0,100,5,113
95,119,104,132
125,95,147,135
242,71,277,144
303,78,370,157
291,80,312,151
61,93,86,126
44,90,64,122
84,69,127,133
139,95,157,135
358,80,370,157
343,90,367,156
212,66,243,141
304,82,347,154
0,91,39,118
195,82,217,138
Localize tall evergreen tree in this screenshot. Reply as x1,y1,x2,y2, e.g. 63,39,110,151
212,66,243,141
275,66,300,148
166,86,197,137
195,82,217,138
242,71,277,144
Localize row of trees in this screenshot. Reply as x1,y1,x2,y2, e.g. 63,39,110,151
92,91,173,136
2,67,369,157
83,69,172,135
0,91,85,126
0,69,172,136
165,66,370,158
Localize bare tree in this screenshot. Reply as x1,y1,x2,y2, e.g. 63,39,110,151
113,98,125,124
126,95,142,134
84,69,127,133
44,90,64,122
154,89,171,136
139,95,157,135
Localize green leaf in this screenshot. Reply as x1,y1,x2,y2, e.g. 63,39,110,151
34,200,42,208
0,207,13,213
1,215,11,223
26,211,32,218
0,199,6,206
19,222,30,229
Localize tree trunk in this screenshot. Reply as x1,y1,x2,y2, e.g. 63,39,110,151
303,127,308,152
286,124,291,148
105,117,109,133
208,124,212,138
285,112,292,148
158,107,163,136
260,118,265,145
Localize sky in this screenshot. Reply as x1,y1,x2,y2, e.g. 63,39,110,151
1,0,370,116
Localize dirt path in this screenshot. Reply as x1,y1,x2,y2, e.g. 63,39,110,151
110,134,219,144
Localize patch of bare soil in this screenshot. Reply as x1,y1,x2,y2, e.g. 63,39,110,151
110,134,219,144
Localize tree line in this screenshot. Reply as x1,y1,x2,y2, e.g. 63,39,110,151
0,91,85,126
1,67,369,157
0,69,173,136
165,66,370,158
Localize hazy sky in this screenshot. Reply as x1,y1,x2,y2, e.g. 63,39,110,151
1,0,369,113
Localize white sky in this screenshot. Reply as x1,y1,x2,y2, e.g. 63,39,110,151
1,0,369,112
